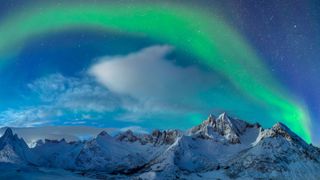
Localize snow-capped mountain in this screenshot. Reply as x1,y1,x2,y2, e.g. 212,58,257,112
225,122,320,179
0,112,319,179
0,128,33,164
188,112,260,144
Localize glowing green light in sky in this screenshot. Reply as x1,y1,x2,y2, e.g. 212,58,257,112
0,2,311,142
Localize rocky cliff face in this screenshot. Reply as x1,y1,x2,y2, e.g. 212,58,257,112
188,113,260,144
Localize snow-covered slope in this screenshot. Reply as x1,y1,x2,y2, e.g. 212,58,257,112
0,112,319,179
225,122,320,179
75,131,149,173
32,138,84,169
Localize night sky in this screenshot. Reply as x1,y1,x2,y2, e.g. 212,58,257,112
0,0,319,145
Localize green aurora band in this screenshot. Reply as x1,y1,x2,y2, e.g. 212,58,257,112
0,2,312,142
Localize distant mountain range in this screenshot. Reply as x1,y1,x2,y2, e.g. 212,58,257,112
0,126,116,147
0,113,319,179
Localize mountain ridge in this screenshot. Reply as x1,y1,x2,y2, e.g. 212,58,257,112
0,112,319,179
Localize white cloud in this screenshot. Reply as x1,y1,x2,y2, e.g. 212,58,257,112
28,73,70,102
89,45,215,100
0,107,52,127
28,73,122,112
0,73,126,127
89,45,218,120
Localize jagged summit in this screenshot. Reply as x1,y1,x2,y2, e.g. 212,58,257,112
253,121,308,148
97,130,112,139
218,112,228,119
188,112,256,144
1,127,13,139
95,130,113,144
0,128,25,147
116,130,139,142
0,127,31,164
151,129,182,145
271,122,301,140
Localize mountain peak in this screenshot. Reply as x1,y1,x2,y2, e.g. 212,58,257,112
151,129,181,145
253,121,308,148
271,122,306,143
202,114,216,126
216,112,231,125
2,127,14,139
98,130,110,137
96,130,112,142
218,112,228,119
0,127,31,164
122,129,134,136
208,113,215,120
116,130,139,142
272,122,289,131
189,113,255,144
216,112,234,126
215,113,242,144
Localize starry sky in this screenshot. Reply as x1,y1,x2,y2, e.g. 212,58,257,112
0,0,319,145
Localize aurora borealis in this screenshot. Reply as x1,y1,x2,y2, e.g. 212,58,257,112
0,1,319,144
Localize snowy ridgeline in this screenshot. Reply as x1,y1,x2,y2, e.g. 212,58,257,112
0,112,319,180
